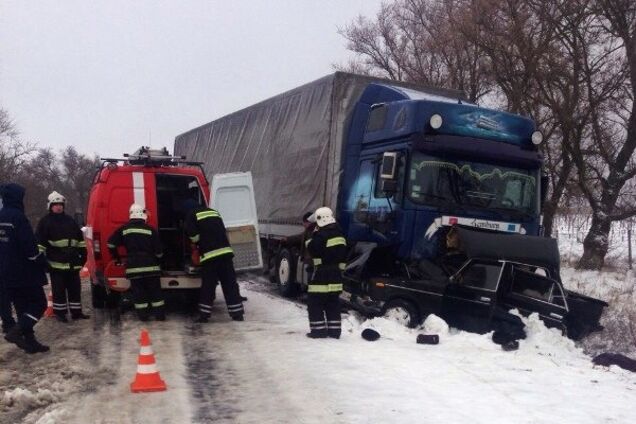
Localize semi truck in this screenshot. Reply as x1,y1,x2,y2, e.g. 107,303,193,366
174,72,606,339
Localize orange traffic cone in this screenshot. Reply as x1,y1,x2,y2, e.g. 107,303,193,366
130,329,167,393
44,291,54,318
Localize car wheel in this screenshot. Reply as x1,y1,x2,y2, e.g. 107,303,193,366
276,248,298,297
383,299,420,328
90,280,106,309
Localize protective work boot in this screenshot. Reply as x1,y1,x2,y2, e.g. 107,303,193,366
55,314,69,323
306,332,327,339
71,312,90,320
4,326,28,350
154,310,166,321
193,314,210,323
231,314,244,322
22,333,50,354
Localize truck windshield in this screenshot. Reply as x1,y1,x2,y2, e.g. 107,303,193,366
408,152,538,217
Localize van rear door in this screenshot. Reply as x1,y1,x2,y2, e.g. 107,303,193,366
210,172,263,272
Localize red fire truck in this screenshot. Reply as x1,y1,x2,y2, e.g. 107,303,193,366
84,147,212,308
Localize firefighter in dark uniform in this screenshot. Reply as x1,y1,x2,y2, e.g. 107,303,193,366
35,191,89,322
107,204,165,321
183,199,244,323
305,207,347,339
0,183,50,353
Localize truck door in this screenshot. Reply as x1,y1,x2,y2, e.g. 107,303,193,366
210,172,263,272
349,155,402,243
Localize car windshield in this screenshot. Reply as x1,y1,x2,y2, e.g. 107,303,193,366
408,152,538,217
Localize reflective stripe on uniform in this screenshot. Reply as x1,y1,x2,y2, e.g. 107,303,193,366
49,261,71,270
38,244,47,252
48,239,71,247
200,246,233,262
123,228,152,236
73,265,82,270
227,303,243,313
307,283,343,293
339,262,346,270
76,240,86,248
107,243,116,248
305,238,312,247
190,234,200,243
196,210,220,220
151,300,165,307
126,265,161,274
134,303,149,309
313,258,322,266
326,236,346,247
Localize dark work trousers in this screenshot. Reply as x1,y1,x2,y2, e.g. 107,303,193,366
0,284,16,331
130,276,165,320
199,256,244,318
5,287,46,336
50,271,83,318
307,292,341,338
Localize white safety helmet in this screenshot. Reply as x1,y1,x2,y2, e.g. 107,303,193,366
47,191,66,210
314,206,336,228
129,203,148,221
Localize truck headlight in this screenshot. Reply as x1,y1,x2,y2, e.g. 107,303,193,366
531,131,543,145
430,114,443,129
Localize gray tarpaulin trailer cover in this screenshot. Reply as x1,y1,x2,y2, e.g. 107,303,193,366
174,72,461,237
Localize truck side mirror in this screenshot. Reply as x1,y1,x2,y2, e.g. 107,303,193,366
380,152,398,180
540,174,549,209
380,152,399,195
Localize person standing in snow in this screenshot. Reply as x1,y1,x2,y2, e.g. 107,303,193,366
0,183,50,353
0,194,18,335
107,204,166,321
305,207,347,339
183,199,244,323
35,191,90,322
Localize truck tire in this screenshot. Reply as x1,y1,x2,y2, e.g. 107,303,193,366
276,248,298,297
90,281,106,309
383,299,420,328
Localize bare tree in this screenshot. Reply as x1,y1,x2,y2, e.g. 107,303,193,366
0,108,34,183
58,146,100,221
573,0,636,268
337,0,493,102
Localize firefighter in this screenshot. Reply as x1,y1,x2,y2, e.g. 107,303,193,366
0,183,50,353
107,204,165,321
35,191,89,322
305,206,347,339
183,199,244,323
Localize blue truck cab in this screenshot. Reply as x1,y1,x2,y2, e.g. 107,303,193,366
339,83,543,260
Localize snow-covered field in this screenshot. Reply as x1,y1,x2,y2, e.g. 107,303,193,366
1,276,635,424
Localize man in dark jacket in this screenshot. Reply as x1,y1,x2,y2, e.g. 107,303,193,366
107,203,165,321
0,183,50,353
184,199,244,323
306,207,347,339
36,191,89,322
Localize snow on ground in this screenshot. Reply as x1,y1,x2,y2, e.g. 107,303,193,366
2,278,636,424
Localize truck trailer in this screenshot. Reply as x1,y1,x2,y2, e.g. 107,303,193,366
175,72,606,339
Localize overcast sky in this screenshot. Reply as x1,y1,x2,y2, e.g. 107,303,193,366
0,0,382,158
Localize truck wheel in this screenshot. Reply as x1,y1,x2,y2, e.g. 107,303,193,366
383,299,420,328
90,281,106,309
276,248,298,297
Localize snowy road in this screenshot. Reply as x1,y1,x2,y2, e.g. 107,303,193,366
2,277,636,424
